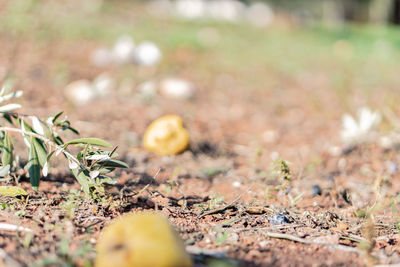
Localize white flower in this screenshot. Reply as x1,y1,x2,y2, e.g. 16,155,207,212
341,107,381,143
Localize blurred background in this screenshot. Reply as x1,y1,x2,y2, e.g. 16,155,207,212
1,0,400,172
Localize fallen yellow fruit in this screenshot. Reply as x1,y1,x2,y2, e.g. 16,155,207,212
95,212,192,267
143,115,189,155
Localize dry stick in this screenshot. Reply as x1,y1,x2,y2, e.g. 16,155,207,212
229,224,303,233
197,195,241,219
263,231,361,253
0,247,20,267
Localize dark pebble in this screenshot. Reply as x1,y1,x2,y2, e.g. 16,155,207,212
311,184,322,197
270,213,290,226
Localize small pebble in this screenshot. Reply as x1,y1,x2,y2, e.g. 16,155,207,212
386,161,398,175
159,78,195,100
269,213,290,226
311,184,322,197
90,48,112,67
133,41,162,66
92,73,115,97
112,35,135,64
232,181,241,188
337,221,349,231
64,79,96,105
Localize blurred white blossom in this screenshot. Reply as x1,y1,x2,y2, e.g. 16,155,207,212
341,107,381,143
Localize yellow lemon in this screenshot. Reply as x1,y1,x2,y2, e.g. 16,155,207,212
95,212,192,267
143,115,189,155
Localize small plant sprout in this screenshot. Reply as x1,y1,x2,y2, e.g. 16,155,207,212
341,107,381,144
274,158,292,192
0,79,127,198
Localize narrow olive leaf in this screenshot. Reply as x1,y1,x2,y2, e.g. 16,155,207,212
3,113,14,125
89,170,100,179
31,116,44,135
0,186,27,197
85,154,111,161
42,161,49,177
68,159,79,169
64,138,112,148
0,78,13,96
52,134,64,146
0,165,10,177
52,111,64,123
28,139,41,191
0,103,21,113
95,159,129,168
17,119,47,167
0,90,23,104
98,167,115,175
46,150,56,162
77,144,90,161
2,133,13,167
20,119,31,148
71,168,90,195
32,141,47,168
65,126,79,135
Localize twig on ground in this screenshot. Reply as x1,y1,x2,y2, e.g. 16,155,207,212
0,247,20,267
186,246,228,257
230,224,303,233
264,231,361,253
0,223,33,233
197,195,241,219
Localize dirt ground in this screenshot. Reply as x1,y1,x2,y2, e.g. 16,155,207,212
1,2,400,266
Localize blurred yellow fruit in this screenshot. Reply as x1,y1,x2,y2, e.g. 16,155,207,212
143,115,189,155
95,212,192,267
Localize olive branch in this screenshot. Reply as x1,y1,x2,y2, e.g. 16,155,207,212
0,79,127,198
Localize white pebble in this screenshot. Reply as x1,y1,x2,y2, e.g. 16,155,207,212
137,80,158,98
90,47,112,67
262,130,277,143
160,78,195,100
112,35,135,64
246,2,274,28
92,73,115,97
327,146,341,157
133,41,162,66
175,0,206,19
232,181,241,188
379,136,393,149
270,151,280,161
207,0,245,22
64,80,96,105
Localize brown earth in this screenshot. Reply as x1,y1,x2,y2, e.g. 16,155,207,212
0,14,400,267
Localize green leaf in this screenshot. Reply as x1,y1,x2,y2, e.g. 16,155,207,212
71,168,90,195
0,186,27,197
0,165,10,177
18,119,47,167
95,159,128,168
52,134,64,146
52,111,64,123
28,138,41,191
2,133,13,167
98,167,115,175
64,138,112,148
0,103,21,112
33,140,48,168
